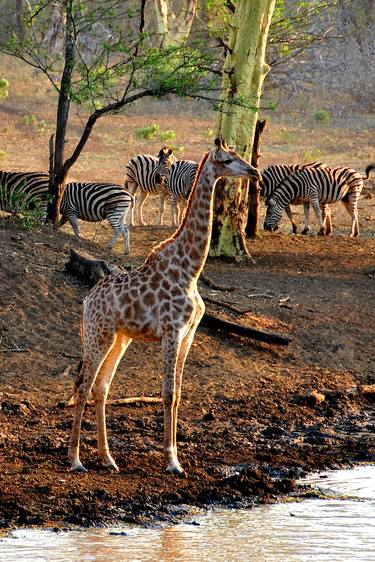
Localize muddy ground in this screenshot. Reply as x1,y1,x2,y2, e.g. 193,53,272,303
0,54,374,532
0,209,374,531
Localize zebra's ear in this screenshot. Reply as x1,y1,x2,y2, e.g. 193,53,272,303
167,148,173,155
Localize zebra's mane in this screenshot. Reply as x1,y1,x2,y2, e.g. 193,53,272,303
144,151,210,264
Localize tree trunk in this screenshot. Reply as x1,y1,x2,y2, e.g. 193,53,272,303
210,0,275,258
46,1,75,226
246,119,266,237
151,0,197,45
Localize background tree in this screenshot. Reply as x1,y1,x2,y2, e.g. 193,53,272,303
0,0,219,224
210,0,276,259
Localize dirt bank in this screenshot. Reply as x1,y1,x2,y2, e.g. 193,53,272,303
0,215,374,530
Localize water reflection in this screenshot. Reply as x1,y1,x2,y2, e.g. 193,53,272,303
1,466,374,562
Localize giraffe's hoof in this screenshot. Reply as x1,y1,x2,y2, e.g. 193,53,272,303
100,455,119,472
166,462,185,477
69,461,88,473
301,228,309,235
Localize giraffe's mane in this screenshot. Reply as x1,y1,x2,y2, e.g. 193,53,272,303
144,150,210,264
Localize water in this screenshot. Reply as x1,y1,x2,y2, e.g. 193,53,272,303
1,465,374,562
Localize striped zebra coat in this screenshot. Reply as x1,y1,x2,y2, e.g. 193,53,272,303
0,170,49,218
59,182,133,254
260,162,327,234
124,147,176,226
166,159,198,226
263,164,375,237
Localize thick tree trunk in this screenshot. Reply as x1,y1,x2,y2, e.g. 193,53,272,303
151,0,197,45
210,0,275,258
246,119,266,237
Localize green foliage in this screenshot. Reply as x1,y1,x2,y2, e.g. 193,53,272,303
303,148,322,161
0,78,9,100
22,114,47,135
203,128,214,142
279,130,296,144
314,110,331,124
158,130,176,143
0,186,44,230
136,124,160,140
136,124,176,143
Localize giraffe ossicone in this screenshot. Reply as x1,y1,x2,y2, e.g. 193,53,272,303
68,137,260,475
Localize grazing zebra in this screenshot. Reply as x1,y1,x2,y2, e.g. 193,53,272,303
0,170,49,218
166,159,198,226
260,162,328,234
59,182,133,254
124,147,176,226
263,164,375,237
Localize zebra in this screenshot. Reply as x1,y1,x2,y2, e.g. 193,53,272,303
263,164,375,237
124,147,176,226
166,159,198,226
0,170,49,219
260,162,328,234
59,182,133,254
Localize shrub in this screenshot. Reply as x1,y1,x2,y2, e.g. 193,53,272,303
0,186,44,230
314,110,330,124
135,123,160,140
158,129,176,143
0,78,9,100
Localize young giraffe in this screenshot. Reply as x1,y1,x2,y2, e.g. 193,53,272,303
68,137,260,475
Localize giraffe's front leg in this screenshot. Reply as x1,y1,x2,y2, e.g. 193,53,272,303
68,359,98,472
161,331,184,475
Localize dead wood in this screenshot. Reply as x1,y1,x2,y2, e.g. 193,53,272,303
201,313,292,346
65,395,163,407
200,272,236,292
65,249,292,347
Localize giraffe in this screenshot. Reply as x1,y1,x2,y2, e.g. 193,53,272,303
68,137,260,475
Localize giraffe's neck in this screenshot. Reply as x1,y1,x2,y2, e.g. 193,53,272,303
172,158,217,280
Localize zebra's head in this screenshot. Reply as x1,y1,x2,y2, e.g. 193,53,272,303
209,137,260,181
155,147,177,187
263,197,283,231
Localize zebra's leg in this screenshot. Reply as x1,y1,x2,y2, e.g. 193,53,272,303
309,195,325,235
285,205,297,234
301,203,311,235
159,190,167,226
68,212,81,238
321,204,332,236
341,198,360,237
120,214,130,255
125,181,137,226
136,190,148,226
169,194,179,227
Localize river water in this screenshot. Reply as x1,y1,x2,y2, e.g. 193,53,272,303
1,465,374,561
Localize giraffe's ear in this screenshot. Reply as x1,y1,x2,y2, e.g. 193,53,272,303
214,137,223,149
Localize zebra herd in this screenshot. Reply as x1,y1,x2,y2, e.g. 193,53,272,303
0,150,374,253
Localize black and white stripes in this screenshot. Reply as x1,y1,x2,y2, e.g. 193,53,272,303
124,147,176,225
263,164,375,237
260,162,326,234
166,159,198,226
0,170,49,218
59,182,133,254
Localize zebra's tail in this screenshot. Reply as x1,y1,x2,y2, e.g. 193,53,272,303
363,164,375,180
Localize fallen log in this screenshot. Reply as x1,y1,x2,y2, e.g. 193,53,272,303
201,313,292,346
65,249,292,346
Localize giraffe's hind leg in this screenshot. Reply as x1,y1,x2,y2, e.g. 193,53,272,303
68,333,117,473
91,332,132,470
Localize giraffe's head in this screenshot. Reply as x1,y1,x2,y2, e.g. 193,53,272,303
209,137,260,182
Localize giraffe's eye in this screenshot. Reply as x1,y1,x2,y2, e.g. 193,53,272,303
222,159,233,164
